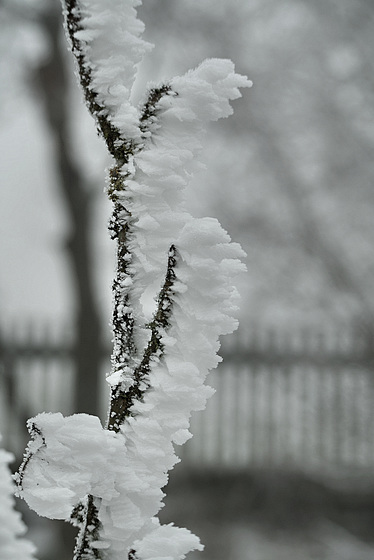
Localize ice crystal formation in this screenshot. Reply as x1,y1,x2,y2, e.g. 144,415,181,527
16,1,251,559
0,439,36,560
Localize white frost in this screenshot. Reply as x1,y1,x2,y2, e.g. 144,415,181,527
68,0,153,141
0,438,36,560
17,412,202,558
19,1,251,558
123,57,250,334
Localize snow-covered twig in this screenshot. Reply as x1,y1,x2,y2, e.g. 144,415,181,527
16,1,251,559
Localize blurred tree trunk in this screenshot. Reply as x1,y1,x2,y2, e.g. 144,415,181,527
35,6,102,416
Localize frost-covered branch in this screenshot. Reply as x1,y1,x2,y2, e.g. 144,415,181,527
16,1,251,559
107,244,178,432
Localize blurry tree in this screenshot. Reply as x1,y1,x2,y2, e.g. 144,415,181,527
0,1,103,416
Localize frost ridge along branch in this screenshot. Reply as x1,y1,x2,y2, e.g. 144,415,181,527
63,1,178,555
17,1,251,559
63,0,177,422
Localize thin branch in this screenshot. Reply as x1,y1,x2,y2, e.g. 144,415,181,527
139,84,174,133
63,0,135,162
61,5,181,557
16,422,45,488
71,496,101,560
106,245,178,432
70,245,178,560
108,170,137,370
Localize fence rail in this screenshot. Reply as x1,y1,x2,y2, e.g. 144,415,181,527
1,322,374,474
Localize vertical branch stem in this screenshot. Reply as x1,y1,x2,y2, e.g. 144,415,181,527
62,4,178,557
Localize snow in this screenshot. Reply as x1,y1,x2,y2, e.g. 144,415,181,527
68,0,153,142
0,438,36,559
17,1,251,557
133,522,203,560
17,412,203,557
120,58,250,340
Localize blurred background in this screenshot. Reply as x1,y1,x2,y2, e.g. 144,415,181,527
1,0,374,559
